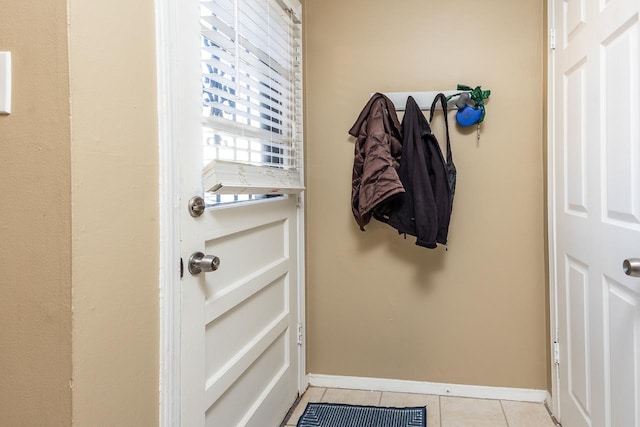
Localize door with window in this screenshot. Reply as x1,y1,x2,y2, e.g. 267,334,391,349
550,0,640,426
175,0,304,425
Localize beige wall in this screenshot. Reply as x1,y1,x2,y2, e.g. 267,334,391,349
0,1,73,425
0,0,159,423
304,0,548,389
68,0,159,424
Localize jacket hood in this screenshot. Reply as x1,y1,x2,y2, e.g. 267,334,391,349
348,93,401,138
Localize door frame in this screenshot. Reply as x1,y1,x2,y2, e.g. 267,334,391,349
546,0,560,418
156,0,181,424
154,1,307,425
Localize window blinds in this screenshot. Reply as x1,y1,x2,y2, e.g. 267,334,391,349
200,0,303,195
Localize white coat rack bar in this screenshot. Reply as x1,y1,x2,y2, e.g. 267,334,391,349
380,90,468,111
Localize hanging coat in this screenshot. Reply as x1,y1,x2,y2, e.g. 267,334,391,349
385,96,452,248
349,93,405,230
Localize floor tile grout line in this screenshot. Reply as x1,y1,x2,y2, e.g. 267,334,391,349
500,400,511,427
437,395,442,427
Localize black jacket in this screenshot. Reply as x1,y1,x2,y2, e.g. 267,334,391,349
385,96,452,248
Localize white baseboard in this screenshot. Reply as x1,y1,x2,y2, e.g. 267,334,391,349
307,374,548,403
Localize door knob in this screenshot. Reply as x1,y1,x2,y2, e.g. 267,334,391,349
623,258,640,277
188,252,220,275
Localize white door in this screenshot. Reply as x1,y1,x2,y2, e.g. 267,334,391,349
551,0,640,426
173,0,304,425
180,197,301,427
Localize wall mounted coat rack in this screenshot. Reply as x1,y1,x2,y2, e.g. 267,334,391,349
379,84,491,142
379,91,467,111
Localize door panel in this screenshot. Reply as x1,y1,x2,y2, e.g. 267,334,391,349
181,198,299,427
205,330,292,427
604,275,639,427
601,17,640,226
558,251,593,427
565,256,591,421
175,0,301,424
564,0,586,40
204,270,288,379
553,0,640,426
564,58,588,216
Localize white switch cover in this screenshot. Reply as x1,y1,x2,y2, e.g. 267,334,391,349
0,52,11,115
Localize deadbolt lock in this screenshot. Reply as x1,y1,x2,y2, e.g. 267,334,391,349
188,196,206,218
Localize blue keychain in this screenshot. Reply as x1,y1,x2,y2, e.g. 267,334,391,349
448,84,491,141
455,93,484,126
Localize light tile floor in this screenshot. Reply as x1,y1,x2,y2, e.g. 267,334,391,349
283,387,558,427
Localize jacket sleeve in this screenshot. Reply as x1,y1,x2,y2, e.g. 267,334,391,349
351,131,366,230
357,100,405,225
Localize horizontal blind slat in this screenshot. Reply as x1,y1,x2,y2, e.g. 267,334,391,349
237,36,290,77
235,69,293,102
202,116,291,146
236,49,291,87
202,105,290,136
225,95,293,127
238,3,291,59
202,62,236,82
201,34,236,55
237,78,293,106
203,109,292,144
233,87,293,119
235,85,293,115
201,2,235,31
201,15,235,39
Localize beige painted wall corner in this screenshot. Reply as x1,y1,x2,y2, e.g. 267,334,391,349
304,0,547,390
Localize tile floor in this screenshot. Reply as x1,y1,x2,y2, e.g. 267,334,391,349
282,387,558,427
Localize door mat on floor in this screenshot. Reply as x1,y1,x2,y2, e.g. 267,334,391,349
296,402,426,427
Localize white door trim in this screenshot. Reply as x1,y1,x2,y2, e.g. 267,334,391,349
295,26,308,393
296,195,308,394
156,0,181,425
155,1,307,424
546,0,560,418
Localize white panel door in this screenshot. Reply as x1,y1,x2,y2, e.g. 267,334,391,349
180,197,300,427
552,0,640,426
174,1,301,426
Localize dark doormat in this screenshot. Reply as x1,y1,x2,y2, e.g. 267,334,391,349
296,402,426,427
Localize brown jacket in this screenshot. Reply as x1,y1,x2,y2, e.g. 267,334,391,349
349,93,404,230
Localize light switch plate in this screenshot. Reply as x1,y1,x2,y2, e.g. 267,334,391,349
0,52,11,115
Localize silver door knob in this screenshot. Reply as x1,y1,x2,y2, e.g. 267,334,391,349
188,252,220,275
623,258,640,277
